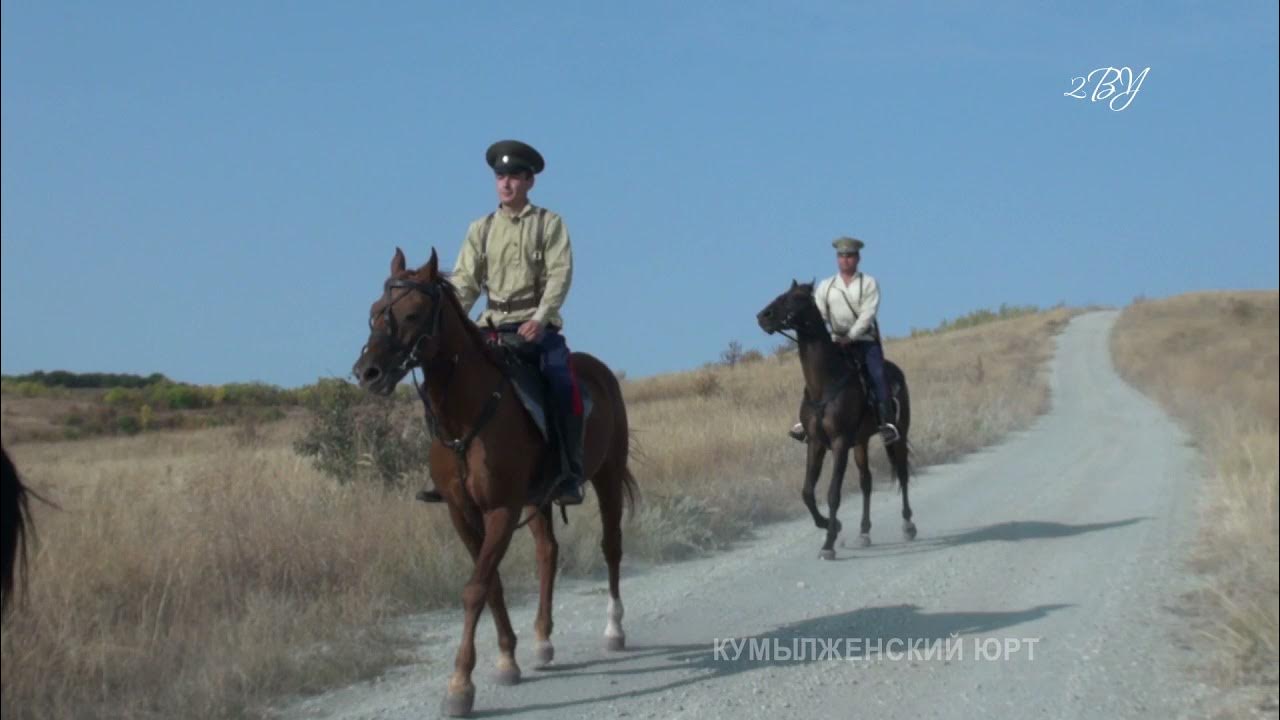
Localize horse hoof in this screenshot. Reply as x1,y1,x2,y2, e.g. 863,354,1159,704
856,534,872,548
492,660,521,686
903,523,918,541
441,687,476,718
534,641,555,668
818,548,836,561
604,633,626,652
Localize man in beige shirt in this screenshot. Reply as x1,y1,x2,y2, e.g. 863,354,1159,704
790,236,901,445
418,140,585,506
450,142,573,336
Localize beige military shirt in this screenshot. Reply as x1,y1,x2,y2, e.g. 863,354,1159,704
815,271,881,342
450,203,573,329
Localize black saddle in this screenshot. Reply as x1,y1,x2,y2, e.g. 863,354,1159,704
836,346,902,424
485,329,593,502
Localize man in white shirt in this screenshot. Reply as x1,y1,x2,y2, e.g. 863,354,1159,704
790,236,901,445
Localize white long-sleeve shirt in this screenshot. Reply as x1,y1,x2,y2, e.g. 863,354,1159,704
815,271,881,343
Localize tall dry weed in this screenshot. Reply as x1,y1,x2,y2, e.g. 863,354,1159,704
1111,291,1279,697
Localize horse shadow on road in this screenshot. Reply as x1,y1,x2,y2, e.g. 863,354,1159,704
831,516,1148,561
470,602,1071,717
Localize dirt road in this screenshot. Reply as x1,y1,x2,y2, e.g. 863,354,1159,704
276,311,1218,719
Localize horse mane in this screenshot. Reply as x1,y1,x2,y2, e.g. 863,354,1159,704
793,288,832,341
433,274,506,366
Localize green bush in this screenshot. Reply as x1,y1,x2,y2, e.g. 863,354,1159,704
292,378,430,490
219,382,297,407
103,387,145,407
910,303,1042,337
61,406,116,437
145,382,215,410
1,380,53,397
116,415,142,435
1,370,168,389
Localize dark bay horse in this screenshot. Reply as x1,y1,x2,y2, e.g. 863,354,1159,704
757,281,917,559
352,248,637,718
2,444,34,616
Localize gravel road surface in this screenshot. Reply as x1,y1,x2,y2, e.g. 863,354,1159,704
276,311,1220,720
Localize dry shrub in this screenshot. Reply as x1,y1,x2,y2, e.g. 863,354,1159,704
0,430,477,719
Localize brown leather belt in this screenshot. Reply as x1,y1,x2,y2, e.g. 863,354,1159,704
487,295,540,313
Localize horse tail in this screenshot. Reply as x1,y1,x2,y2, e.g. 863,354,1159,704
2,446,33,616
606,365,640,518
568,350,641,520
618,465,639,518
884,361,912,492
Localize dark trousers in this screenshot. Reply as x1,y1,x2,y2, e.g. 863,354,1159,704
846,340,891,410
539,328,582,417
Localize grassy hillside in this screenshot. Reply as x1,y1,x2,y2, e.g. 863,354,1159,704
1110,291,1279,709
1,377,303,443
0,306,1075,719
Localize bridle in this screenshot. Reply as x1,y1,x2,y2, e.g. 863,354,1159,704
366,275,505,487
772,295,828,347
367,276,449,376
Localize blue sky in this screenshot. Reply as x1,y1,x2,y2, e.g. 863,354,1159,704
3,2,1277,387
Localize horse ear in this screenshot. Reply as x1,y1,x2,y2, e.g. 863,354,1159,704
391,247,407,275
791,279,798,289
425,247,439,278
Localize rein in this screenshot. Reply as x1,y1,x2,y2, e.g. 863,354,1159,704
782,305,869,449
375,276,506,486
375,276,569,526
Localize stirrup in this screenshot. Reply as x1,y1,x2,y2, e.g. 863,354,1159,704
553,478,585,506
415,488,445,503
879,423,901,445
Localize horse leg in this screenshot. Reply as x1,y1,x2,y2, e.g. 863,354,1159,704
443,506,518,718
889,440,916,540
593,465,627,651
802,439,830,530
484,572,520,686
447,505,522,685
526,506,559,667
854,441,873,547
820,441,850,560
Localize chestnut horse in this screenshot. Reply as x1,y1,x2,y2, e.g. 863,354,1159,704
352,248,637,717
757,281,917,559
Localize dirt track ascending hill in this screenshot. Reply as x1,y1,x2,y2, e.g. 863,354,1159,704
276,311,1219,720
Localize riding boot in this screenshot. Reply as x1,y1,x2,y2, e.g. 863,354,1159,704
878,399,900,445
553,408,585,506
415,486,445,503
788,421,807,442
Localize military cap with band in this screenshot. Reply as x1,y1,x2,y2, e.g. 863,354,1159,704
486,140,545,175
832,236,865,254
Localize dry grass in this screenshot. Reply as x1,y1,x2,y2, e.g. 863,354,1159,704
1111,291,1279,703
1,307,1075,719
1,424,479,719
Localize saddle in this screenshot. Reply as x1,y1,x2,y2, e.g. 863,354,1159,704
486,330,593,503
837,346,902,425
